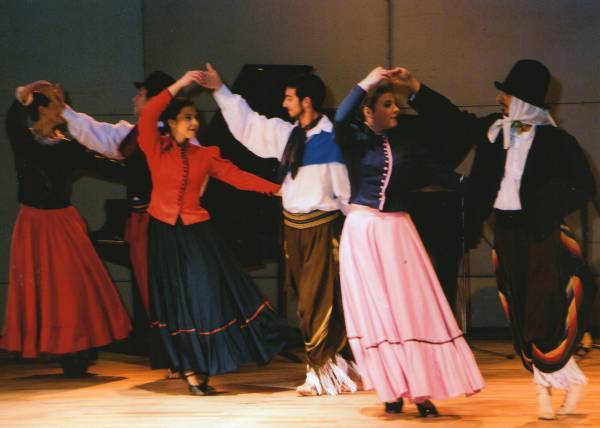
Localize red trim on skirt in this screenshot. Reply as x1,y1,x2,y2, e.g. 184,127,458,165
150,300,272,336
0,205,131,357
124,211,150,314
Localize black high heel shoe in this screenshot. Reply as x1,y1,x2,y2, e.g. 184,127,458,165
416,400,439,418
385,399,404,414
183,372,216,396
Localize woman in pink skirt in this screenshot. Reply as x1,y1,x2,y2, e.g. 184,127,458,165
334,67,484,416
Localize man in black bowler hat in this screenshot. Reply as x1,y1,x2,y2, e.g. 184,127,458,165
391,59,597,420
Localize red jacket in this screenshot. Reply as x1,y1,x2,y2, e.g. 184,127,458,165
138,89,280,225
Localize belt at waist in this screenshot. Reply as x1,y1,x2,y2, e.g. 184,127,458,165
495,209,525,228
130,202,149,213
128,196,149,213
283,209,340,229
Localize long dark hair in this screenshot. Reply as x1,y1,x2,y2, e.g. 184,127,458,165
159,96,196,134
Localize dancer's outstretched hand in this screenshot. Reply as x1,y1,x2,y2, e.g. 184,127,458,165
197,63,223,90
168,70,203,96
389,67,421,94
358,67,392,91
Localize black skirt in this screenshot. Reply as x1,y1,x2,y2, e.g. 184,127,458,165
148,217,286,376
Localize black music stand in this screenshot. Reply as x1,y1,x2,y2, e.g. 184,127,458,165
456,195,515,359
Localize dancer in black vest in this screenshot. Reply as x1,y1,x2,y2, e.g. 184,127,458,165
1,81,131,376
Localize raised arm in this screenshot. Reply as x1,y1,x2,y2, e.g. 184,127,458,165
334,67,392,148
138,71,200,154
60,106,132,160
8,81,53,151
207,146,280,194
333,86,365,151
137,88,170,158
334,86,365,127
6,99,33,153
42,83,132,160
393,67,492,145
199,64,293,160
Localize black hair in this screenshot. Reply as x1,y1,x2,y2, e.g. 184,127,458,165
285,73,326,111
159,97,196,133
359,83,394,120
27,92,52,122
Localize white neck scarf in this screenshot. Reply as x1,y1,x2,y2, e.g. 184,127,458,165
487,97,556,149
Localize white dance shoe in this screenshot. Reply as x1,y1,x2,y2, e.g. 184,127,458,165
536,385,555,420
557,383,584,415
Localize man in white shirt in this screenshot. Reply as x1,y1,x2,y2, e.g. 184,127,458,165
199,64,357,396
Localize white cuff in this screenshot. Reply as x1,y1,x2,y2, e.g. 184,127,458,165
61,105,77,120
213,84,233,101
357,81,370,92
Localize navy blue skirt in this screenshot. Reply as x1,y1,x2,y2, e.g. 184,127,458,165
148,217,286,376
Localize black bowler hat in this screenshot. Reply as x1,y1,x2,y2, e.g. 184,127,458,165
494,59,550,109
134,70,175,98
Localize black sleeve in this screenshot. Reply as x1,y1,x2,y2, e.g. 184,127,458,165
533,133,596,237
333,85,367,150
5,100,35,153
561,134,596,212
409,84,496,153
408,131,467,193
66,142,127,182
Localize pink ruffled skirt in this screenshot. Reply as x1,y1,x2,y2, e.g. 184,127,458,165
339,205,484,403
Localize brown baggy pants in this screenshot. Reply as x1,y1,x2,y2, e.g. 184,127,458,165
283,210,348,369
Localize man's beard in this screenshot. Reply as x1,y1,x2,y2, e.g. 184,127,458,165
289,106,305,122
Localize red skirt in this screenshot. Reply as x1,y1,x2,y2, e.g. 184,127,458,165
0,205,131,358
124,211,150,314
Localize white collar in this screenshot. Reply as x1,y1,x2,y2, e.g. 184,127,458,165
488,97,556,149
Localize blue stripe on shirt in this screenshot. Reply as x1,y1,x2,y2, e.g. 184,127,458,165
302,131,345,166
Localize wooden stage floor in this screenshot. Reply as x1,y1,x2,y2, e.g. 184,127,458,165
0,340,598,428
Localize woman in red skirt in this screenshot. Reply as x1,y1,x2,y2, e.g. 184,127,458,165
0,81,131,376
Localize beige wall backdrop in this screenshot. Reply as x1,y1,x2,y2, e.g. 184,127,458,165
1,0,599,328
142,0,389,110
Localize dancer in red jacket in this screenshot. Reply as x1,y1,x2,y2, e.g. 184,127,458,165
138,71,286,395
